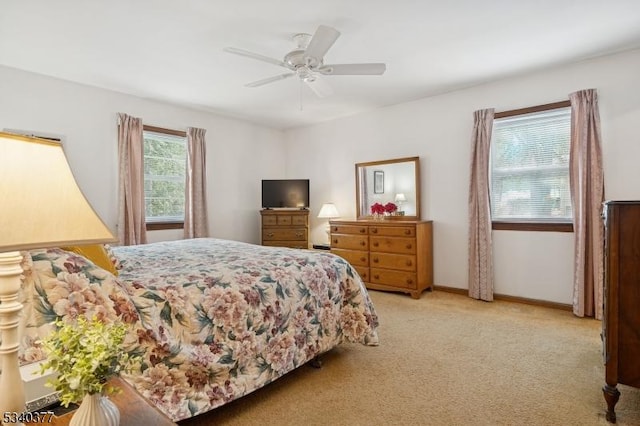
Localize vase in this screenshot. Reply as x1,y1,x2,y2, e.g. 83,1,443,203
70,393,120,426
372,213,384,220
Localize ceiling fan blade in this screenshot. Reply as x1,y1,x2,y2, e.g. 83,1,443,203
304,75,333,98
319,63,386,75
223,47,287,68
304,25,340,61
245,73,295,88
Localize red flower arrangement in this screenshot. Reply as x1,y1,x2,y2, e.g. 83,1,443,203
371,202,398,215
371,202,385,215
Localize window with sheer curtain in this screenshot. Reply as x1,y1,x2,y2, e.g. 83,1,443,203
490,102,573,231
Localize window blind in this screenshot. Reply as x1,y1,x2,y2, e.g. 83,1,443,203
490,107,572,222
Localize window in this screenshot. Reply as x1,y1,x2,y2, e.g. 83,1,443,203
490,101,573,232
143,125,187,229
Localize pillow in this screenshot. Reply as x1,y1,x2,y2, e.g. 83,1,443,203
61,244,118,275
104,244,122,271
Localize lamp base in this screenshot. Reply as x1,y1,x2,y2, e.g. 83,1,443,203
0,251,26,426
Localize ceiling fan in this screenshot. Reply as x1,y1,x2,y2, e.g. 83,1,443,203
224,25,386,98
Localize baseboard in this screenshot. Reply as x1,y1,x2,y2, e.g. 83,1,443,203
433,285,572,311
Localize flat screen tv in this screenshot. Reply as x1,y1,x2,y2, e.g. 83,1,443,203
262,179,310,209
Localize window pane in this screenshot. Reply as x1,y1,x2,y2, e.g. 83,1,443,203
490,107,572,222
143,131,186,222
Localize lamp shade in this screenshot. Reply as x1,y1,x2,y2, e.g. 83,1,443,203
318,203,340,219
0,132,116,251
394,193,407,203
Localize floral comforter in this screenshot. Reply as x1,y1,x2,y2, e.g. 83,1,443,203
19,238,378,421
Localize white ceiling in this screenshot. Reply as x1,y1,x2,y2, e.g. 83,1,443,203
2,1,640,130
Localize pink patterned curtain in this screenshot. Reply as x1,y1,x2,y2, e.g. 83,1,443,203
117,113,147,245
569,89,605,319
468,108,495,301
184,127,209,238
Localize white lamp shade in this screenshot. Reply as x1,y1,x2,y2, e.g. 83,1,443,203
0,132,116,251
395,193,407,203
318,203,340,219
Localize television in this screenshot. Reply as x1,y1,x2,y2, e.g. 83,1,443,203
261,179,310,209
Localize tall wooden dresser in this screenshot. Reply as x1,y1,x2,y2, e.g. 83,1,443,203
329,219,433,299
260,209,309,249
602,201,640,423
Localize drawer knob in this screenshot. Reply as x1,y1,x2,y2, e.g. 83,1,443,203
374,274,380,279
406,279,413,284
360,241,366,246
267,232,274,237
333,239,338,244
406,260,412,266
360,257,366,262
373,242,379,247
373,257,379,263
332,227,338,232
371,228,378,234
404,229,411,235
296,233,303,237
359,228,366,233
406,244,412,249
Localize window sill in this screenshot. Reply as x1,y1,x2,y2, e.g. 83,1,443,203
146,221,184,231
492,221,573,232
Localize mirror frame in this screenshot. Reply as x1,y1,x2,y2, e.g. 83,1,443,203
355,156,421,221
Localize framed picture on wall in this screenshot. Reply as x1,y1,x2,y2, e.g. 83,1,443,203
374,170,384,194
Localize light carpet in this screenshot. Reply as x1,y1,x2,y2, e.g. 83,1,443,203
180,290,640,425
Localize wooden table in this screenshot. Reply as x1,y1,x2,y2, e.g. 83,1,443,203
30,378,175,425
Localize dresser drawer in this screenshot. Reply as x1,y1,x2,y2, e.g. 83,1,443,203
277,215,292,225
263,240,307,249
291,215,307,226
369,225,415,237
331,234,369,250
263,228,307,241
370,252,416,272
370,236,417,254
370,268,417,289
262,215,277,226
330,224,368,235
331,248,369,267
354,266,370,282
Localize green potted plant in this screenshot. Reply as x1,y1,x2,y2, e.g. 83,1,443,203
39,316,138,426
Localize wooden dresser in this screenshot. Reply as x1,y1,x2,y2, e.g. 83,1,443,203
261,209,309,249
602,201,640,423
329,219,433,298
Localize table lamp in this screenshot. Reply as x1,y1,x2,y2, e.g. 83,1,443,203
394,193,407,215
317,203,340,245
0,132,116,424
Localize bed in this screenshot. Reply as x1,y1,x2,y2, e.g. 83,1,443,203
18,238,379,422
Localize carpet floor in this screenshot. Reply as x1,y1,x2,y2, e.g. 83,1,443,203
180,290,640,425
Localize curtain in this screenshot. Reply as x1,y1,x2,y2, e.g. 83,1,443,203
569,89,605,319
117,113,147,245
468,108,495,301
184,127,209,238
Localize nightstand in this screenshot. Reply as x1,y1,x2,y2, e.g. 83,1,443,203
32,378,175,426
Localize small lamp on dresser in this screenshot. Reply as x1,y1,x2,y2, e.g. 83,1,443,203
394,193,407,215
0,132,116,425
317,203,340,246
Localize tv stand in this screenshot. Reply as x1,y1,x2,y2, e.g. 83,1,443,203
260,209,309,249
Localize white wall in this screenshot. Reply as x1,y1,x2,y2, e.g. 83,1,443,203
0,65,285,245
284,48,640,304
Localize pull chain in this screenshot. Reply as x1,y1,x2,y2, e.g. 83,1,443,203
299,80,303,111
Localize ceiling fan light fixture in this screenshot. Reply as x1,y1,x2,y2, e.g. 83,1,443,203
224,24,386,98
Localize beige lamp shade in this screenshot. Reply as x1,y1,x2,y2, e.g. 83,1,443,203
394,193,407,203
318,203,340,219
0,132,116,251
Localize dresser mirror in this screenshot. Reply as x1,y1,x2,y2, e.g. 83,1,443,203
355,156,421,220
